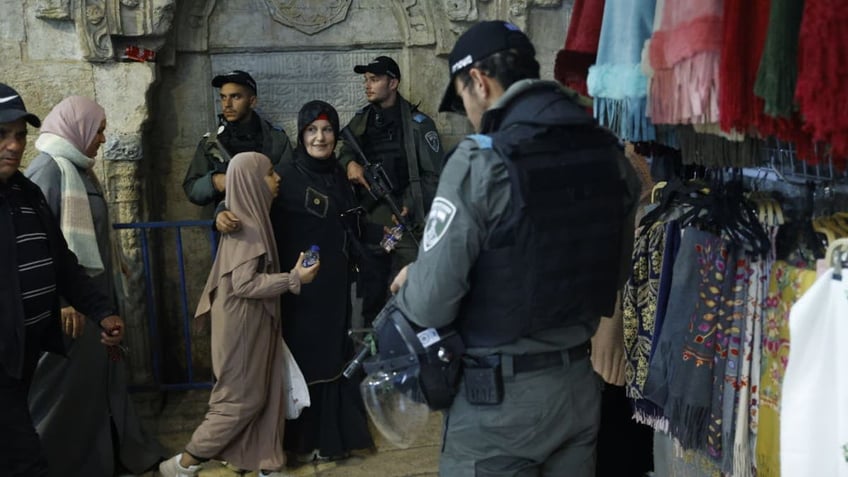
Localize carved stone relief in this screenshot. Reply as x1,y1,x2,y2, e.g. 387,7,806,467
262,0,352,35
441,0,478,21
35,0,72,19
392,0,435,46
36,0,175,62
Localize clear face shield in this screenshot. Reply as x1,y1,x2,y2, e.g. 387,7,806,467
355,305,464,449
359,368,431,449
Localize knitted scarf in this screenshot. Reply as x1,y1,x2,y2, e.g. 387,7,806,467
587,0,657,142
34,133,103,275
795,0,848,163
749,0,819,165
554,0,606,97
717,0,771,134
753,0,804,119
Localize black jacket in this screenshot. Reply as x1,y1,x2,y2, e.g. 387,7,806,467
0,172,116,379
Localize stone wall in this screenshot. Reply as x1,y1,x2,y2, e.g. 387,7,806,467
2,0,573,386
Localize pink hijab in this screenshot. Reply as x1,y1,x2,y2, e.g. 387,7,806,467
40,95,106,155
195,152,279,319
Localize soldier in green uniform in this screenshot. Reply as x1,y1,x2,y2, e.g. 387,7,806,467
389,22,641,476
183,70,293,210
337,56,443,322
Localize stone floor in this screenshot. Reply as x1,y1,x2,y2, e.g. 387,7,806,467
133,389,441,477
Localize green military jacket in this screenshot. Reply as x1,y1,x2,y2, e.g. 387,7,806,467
337,95,443,229
182,112,293,207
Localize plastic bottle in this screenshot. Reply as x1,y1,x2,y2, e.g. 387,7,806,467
302,245,320,267
380,224,405,253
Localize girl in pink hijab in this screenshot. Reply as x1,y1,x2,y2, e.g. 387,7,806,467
160,152,319,477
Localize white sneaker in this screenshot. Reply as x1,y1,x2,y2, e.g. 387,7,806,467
158,454,201,477
259,471,291,477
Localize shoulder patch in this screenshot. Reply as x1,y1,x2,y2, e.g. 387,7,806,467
467,134,492,150
422,197,457,252
424,130,440,153
413,112,427,123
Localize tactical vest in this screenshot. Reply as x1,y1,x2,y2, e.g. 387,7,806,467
457,123,627,348
362,109,408,194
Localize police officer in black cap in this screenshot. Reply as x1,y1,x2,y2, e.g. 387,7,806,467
183,70,293,210
337,56,443,323
387,21,640,476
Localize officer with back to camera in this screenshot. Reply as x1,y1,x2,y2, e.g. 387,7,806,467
388,21,641,476
183,70,293,209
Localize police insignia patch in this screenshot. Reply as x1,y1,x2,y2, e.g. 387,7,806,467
425,131,440,153
423,197,456,252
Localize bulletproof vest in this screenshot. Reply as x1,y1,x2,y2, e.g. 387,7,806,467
362,106,408,195
457,123,627,348
218,114,264,156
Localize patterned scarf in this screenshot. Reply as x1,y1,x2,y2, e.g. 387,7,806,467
646,227,736,451
755,260,817,477
623,219,669,428
716,253,751,470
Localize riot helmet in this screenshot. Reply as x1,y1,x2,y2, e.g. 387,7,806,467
357,302,464,448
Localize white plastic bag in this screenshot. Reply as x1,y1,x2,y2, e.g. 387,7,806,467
281,339,310,419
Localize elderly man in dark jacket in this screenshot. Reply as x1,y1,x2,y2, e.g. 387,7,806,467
0,83,125,476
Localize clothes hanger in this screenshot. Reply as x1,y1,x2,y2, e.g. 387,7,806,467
825,237,848,280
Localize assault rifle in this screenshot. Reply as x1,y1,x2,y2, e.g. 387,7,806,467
340,127,419,247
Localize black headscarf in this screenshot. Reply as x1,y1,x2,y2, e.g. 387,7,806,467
296,100,340,146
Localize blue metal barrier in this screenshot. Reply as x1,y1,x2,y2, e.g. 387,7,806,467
113,220,218,391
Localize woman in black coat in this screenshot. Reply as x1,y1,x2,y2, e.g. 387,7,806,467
273,101,374,463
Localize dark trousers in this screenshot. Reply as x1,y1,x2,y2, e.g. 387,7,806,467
358,250,392,323
0,326,49,477
596,384,654,477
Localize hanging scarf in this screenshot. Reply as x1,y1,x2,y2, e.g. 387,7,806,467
587,0,657,142
645,227,736,452
755,260,817,477
34,133,102,275
717,0,771,134
648,0,723,125
623,219,669,428
716,254,752,471
554,0,606,96
795,0,848,164
754,0,804,119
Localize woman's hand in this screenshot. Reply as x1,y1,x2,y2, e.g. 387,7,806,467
61,306,86,338
293,252,320,284
216,210,241,233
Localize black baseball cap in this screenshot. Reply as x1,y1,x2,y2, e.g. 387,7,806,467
0,83,41,127
438,20,536,113
353,56,401,80
211,70,258,94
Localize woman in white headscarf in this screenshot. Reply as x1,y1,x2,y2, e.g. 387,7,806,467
25,95,166,476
